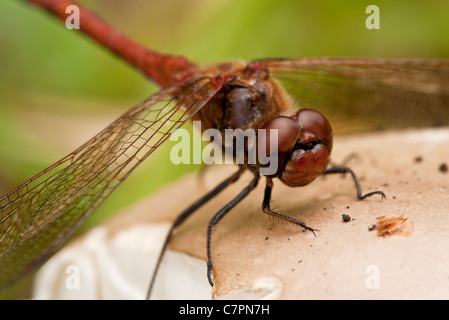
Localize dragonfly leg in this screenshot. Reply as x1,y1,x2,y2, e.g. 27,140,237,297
323,166,386,200
262,177,318,234
146,165,246,299
206,166,260,287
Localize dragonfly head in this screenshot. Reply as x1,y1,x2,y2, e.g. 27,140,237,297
258,109,333,186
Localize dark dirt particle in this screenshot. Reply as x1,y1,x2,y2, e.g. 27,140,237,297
414,156,423,163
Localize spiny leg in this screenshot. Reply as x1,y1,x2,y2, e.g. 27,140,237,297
323,166,386,200
262,177,318,235
146,165,246,299
206,166,260,287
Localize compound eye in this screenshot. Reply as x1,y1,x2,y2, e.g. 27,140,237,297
259,116,301,154
294,109,333,153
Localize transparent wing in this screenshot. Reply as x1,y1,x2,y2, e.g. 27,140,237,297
261,58,449,133
0,77,222,290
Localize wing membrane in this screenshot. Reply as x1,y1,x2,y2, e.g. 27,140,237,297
0,77,221,290
262,58,449,132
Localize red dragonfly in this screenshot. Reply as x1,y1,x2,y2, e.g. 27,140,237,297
1,0,448,297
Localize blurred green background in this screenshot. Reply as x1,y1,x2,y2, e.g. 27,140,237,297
0,0,448,298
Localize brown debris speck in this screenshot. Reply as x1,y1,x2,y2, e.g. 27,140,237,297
369,214,414,237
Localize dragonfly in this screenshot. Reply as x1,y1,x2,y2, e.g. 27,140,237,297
1,0,449,298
